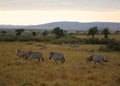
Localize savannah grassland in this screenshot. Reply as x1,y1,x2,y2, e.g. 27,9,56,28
0,35,120,86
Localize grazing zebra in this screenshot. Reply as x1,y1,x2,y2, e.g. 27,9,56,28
16,49,25,59
29,52,44,62
49,52,65,64
23,51,32,59
16,49,31,59
86,55,109,65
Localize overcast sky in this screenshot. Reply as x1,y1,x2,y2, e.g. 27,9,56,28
0,0,120,25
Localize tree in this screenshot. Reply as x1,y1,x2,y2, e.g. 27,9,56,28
52,27,65,38
64,30,67,36
32,32,37,36
42,30,49,36
1,31,7,35
15,29,24,36
76,30,79,34
115,30,119,34
102,28,110,38
87,26,98,38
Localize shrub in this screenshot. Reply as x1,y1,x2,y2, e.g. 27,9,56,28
99,40,120,51
0,36,53,42
84,38,100,44
100,38,114,44
50,36,78,44
0,36,18,42
106,40,120,51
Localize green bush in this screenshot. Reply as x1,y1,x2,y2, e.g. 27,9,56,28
84,38,100,44
0,35,119,51
50,36,80,44
99,40,120,51
100,38,114,44
0,36,53,42
0,36,18,42
106,40,120,51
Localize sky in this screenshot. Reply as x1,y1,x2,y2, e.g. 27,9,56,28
0,0,120,25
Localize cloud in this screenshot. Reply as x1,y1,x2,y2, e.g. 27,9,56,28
0,0,120,11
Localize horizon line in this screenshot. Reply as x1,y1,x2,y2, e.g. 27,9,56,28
0,21,120,26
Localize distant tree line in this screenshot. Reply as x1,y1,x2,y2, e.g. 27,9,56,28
0,27,120,51
0,27,120,38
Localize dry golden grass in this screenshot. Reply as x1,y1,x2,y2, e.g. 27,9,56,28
0,42,120,86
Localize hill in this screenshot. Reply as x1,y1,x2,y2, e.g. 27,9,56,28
0,21,120,31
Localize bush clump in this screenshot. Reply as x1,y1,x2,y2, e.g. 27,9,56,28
0,36,52,42
99,40,120,51
84,38,100,44
0,36,18,42
50,36,80,44
106,40,120,51
100,38,114,44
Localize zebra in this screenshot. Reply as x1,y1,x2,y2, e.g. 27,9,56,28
16,49,25,59
29,52,44,62
49,52,65,64
86,55,109,65
16,49,31,59
23,51,33,60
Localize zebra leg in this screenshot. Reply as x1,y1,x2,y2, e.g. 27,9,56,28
61,59,64,64
41,58,44,61
25,56,29,60
18,55,21,59
23,56,26,60
99,59,104,65
61,61,64,64
24,56,28,60
94,61,96,65
29,56,33,60
54,60,57,64
37,57,41,62
100,62,104,65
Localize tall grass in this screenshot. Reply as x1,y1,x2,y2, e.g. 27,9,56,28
0,42,120,86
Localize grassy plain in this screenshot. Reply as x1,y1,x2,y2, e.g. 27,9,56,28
0,42,120,86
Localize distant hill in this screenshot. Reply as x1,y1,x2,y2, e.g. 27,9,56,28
0,21,120,31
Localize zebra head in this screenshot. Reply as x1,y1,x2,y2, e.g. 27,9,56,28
86,55,93,63
16,49,23,56
49,52,55,60
16,49,21,53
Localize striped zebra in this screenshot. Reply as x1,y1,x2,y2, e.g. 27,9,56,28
29,52,44,62
49,52,65,64
16,49,31,59
86,55,109,65
16,49,25,59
